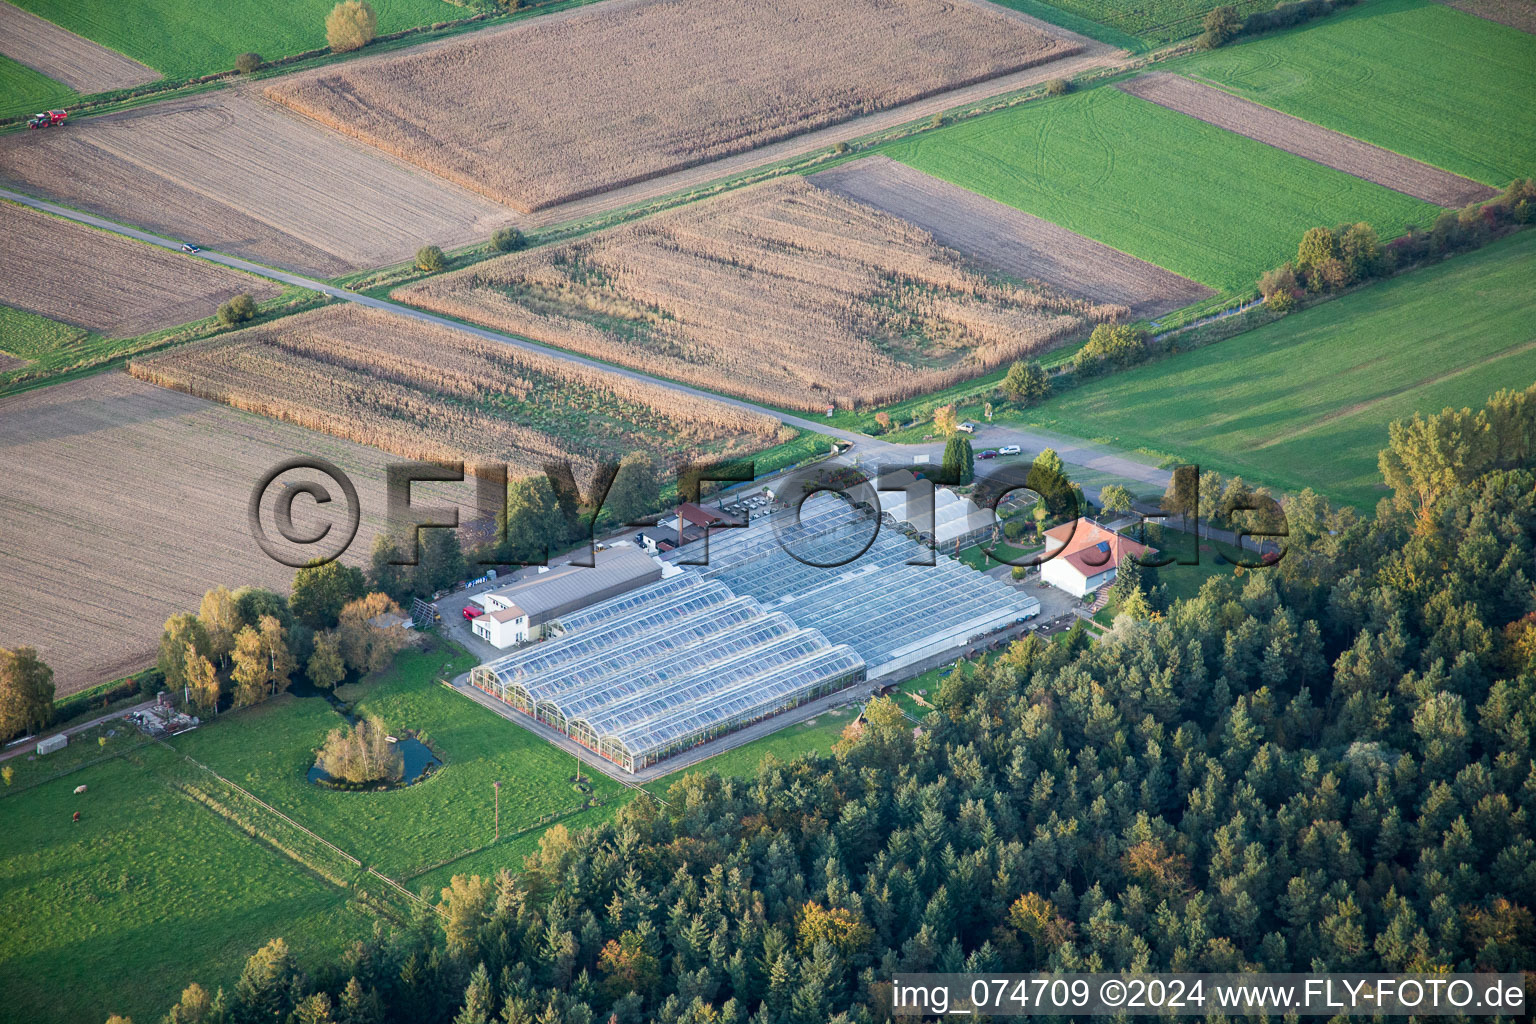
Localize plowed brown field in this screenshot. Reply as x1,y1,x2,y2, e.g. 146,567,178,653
1119,73,1498,207
0,202,277,336
0,92,516,278
810,156,1214,318
266,0,1080,213
397,178,1120,411
0,373,481,694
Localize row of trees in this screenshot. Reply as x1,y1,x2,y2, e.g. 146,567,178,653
1260,182,1536,309
133,378,1536,1024
1199,0,1359,49
157,564,410,715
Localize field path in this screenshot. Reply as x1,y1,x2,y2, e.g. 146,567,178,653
809,155,1212,318
0,1,158,93
1118,72,1497,207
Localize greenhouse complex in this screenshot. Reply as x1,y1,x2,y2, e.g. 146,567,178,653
469,499,1032,772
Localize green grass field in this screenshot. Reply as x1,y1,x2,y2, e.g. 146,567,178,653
0,55,77,121
10,0,460,80
167,648,626,880
1173,0,1536,188
883,85,1439,292
0,744,367,1024
1016,230,1536,509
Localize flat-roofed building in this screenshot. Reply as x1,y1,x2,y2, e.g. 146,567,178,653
471,544,663,648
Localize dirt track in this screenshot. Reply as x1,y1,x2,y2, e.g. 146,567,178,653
0,202,277,336
1119,72,1497,207
0,1,159,94
0,90,516,278
0,373,479,694
809,156,1214,318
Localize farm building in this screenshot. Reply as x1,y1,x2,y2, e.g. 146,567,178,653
1039,518,1155,597
471,544,664,648
469,497,1032,771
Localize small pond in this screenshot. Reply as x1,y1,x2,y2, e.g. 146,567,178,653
308,735,441,788
296,679,442,789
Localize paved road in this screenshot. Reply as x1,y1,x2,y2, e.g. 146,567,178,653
0,699,155,762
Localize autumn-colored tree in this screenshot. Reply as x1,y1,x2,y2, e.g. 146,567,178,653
184,644,220,716
230,626,268,708
795,901,874,955
308,631,346,690
598,929,661,1000
873,411,892,433
326,0,376,52
932,403,958,436
158,613,212,704
257,615,293,696
198,585,241,665
337,593,409,675
0,647,54,740
1009,892,1074,947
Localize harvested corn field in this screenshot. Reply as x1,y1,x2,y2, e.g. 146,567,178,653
809,156,1213,318
0,202,277,336
1118,73,1497,207
265,0,1079,212
128,305,789,481
0,92,516,278
397,179,1118,411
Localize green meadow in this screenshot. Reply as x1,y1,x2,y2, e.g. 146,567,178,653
0,744,367,1024
884,85,1438,292
1174,0,1536,188
0,55,77,121
1016,230,1536,509
10,0,460,80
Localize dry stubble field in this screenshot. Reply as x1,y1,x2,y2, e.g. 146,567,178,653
0,92,515,277
0,202,278,336
398,178,1119,411
0,373,483,694
129,304,789,479
265,0,1079,212
809,156,1214,318
1119,73,1496,207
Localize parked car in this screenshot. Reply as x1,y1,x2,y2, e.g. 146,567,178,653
997,444,1021,456
957,421,978,434
462,606,483,620
978,449,998,460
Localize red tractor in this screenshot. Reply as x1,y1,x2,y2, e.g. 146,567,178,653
28,109,68,129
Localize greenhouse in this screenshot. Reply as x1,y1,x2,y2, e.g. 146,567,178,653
468,494,1032,772
470,576,866,771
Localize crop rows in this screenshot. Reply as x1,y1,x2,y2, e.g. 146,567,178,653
128,305,787,477
266,0,1077,212
399,179,1116,411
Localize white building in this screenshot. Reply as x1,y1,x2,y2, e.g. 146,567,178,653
472,545,664,648
1039,518,1155,598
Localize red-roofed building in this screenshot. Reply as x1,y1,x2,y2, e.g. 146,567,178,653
1040,518,1155,597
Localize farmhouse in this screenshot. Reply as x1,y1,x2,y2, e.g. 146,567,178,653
471,545,664,649
1039,518,1155,598
469,497,1034,771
